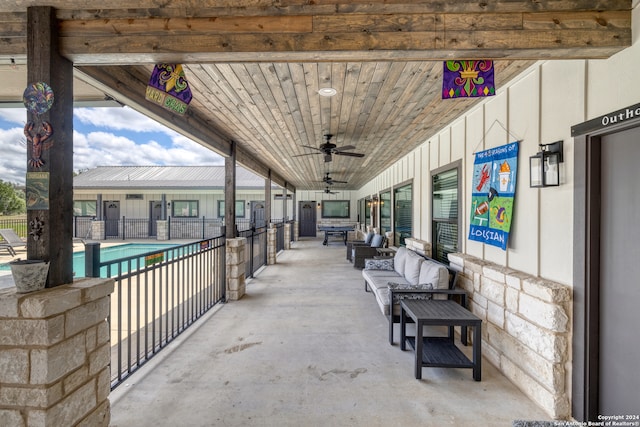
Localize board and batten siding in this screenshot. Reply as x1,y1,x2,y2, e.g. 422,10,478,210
358,3,640,287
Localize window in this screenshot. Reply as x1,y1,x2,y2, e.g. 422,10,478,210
73,200,96,216
364,198,371,224
380,191,391,233
217,200,246,218
321,200,350,218
432,163,460,264
394,183,412,247
172,200,198,217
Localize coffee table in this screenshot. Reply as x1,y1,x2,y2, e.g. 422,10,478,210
400,299,482,381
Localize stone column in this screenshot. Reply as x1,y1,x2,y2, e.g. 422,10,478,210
267,227,277,265
0,278,114,427
155,220,168,241
293,221,299,241
284,223,291,250
226,238,246,300
90,221,104,241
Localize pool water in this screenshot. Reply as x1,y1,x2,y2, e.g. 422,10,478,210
0,243,179,278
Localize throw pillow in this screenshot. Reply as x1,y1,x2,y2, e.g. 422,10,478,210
364,258,394,271
387,282,435,303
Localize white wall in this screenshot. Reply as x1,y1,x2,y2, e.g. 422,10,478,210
357,3,640,286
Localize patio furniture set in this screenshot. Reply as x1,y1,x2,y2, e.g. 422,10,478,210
359,244,482,381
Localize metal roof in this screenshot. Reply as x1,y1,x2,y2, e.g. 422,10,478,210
73,166,272,190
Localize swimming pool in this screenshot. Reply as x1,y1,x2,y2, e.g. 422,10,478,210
0,243,179,278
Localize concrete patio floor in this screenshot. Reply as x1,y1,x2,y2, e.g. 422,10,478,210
109,237,552,427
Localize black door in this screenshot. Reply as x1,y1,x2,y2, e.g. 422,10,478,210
597,126,640,415
299,201,316,237
104,201,120,238
149,201,163,236
251,201,266,228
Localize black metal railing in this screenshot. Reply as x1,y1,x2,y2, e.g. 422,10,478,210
85,239,226,390
168,217,223,240
73,216,94,240
0,218,27,238
238,225,267,278
272,221,285,252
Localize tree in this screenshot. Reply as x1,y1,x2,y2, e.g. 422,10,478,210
0,180,26,215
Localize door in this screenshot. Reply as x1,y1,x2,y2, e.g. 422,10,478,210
149,201,163,236
298,201,316,237
251,201,266,228
598,127,640,415
104,201,120,237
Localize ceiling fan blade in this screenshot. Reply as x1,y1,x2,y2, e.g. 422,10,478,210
331,179,348,183
292,152,321,157
334,145,356,151
334,151,365,158
300,145,321,151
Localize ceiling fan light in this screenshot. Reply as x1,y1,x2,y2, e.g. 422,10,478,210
318,87,337,97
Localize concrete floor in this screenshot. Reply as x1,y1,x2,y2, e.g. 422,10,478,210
109,237,552,427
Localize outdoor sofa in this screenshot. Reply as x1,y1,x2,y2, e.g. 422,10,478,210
361,246,463,344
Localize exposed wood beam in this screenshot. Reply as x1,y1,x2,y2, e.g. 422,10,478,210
0,3,633,62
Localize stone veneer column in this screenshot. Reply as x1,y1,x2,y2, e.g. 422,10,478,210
226,238,246,300
155,220,168,241
90,221,104,241
267,228,277,265
0,278,114,427
284,223,291,250
448,253,571,419
293,221,299,241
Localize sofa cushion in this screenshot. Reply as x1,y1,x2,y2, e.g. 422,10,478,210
393,247,408,276
364,258,394,271
403,251,424,285
418,259,451,300
370,233,384,248
363,232,374,244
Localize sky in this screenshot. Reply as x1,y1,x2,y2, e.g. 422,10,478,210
0,106,224,186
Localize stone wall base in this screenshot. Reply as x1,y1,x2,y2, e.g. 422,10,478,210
448,253,571,419
0,278,115,427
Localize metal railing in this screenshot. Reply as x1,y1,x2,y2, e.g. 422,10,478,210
0,217,27,238
238,225,267,278
272,221,285,252
85,238,226,389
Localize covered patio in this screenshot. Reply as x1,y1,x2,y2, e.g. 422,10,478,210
109,236,550,426
1,1,639,425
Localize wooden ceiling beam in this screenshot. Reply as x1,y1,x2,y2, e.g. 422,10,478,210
0,4,633,62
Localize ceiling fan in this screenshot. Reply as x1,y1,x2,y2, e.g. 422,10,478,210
317,172,347,186
294,134,365,163
316,186,338,194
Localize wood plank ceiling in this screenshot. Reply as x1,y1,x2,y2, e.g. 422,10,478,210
0,1,632,191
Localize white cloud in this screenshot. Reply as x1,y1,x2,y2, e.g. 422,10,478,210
75,106,177,136
0,109,27,125
0,107,223,186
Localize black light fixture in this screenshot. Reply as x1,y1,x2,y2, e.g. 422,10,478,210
529,141,564,187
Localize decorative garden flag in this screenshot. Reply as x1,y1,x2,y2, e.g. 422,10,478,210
468,141,518,250
442,60,495,99
145,64,192,115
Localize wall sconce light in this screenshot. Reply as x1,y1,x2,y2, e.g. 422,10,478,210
530,141,564,187
317,202,321,208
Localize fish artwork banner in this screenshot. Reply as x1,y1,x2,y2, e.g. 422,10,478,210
442,60,495,99
468,141,519,250
145,64,192,115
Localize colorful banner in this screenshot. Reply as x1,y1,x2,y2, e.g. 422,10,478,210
468,141,519,250
442,60,495,99
145,64,192,115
